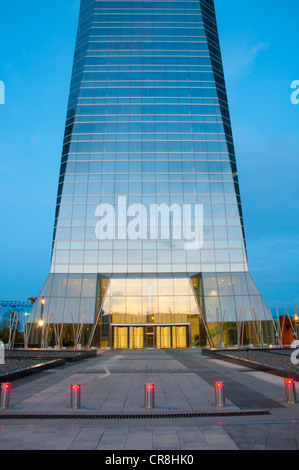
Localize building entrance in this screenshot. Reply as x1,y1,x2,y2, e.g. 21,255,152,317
112,325,189,349
145,327,155,348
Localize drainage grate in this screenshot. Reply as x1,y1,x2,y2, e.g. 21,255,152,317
0,410,271,420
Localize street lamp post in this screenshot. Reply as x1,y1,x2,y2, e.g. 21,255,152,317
295,315,299,340
38,297,45,348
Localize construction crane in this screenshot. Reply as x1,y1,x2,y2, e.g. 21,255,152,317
0,300,36,349
0,300,35,310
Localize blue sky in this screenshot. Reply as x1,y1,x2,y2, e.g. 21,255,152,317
0,0,298,311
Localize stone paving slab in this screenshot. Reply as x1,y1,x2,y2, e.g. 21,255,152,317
4,352,238,414
2,348,299,450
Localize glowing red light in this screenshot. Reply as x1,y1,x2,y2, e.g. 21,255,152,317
216,382,224,388
285,379,294,385
71,385,81,390
145,384,154,390
1,384,10,390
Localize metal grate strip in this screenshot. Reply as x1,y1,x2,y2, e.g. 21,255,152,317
0,410,271,420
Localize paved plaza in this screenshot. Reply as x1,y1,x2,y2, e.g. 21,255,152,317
1,349,299,450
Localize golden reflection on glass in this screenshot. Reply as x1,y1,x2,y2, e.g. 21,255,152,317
100,277,203,348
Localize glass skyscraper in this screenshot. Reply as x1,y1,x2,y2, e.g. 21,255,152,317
30,0,275,349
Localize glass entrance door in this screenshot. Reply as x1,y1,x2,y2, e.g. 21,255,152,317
145,326,155,348
113,325,189,349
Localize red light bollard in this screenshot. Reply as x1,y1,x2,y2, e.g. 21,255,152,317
70,384,81,410
144,383,155,409
1,383,11,409
215,382,226,407
285,379,297,405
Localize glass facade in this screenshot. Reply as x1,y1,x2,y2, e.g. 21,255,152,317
29,0,275,349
